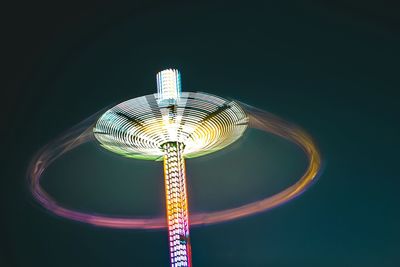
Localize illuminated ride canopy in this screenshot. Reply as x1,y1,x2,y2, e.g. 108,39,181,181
28,69,322,267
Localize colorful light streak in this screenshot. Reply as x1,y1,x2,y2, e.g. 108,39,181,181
28,103,321,229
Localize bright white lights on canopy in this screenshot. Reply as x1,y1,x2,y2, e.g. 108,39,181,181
93,92,248,160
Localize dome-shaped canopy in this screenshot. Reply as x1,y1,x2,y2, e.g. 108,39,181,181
93,92,248,160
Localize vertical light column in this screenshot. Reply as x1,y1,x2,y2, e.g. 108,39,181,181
157,69,181,107
162,142,192,267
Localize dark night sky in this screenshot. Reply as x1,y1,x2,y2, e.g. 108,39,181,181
2,1,400,266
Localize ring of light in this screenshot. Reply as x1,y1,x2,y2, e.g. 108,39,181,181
28,102,321,229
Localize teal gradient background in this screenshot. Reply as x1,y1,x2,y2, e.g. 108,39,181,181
2,1,399,266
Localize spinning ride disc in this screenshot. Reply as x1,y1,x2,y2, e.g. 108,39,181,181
94,92,249,160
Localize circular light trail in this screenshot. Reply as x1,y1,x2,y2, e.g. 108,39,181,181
27,101,321,229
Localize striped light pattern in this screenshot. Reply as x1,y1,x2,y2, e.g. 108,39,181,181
163,142,192,267
93,92,248,160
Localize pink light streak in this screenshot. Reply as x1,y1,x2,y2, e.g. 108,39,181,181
27,104,322,229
